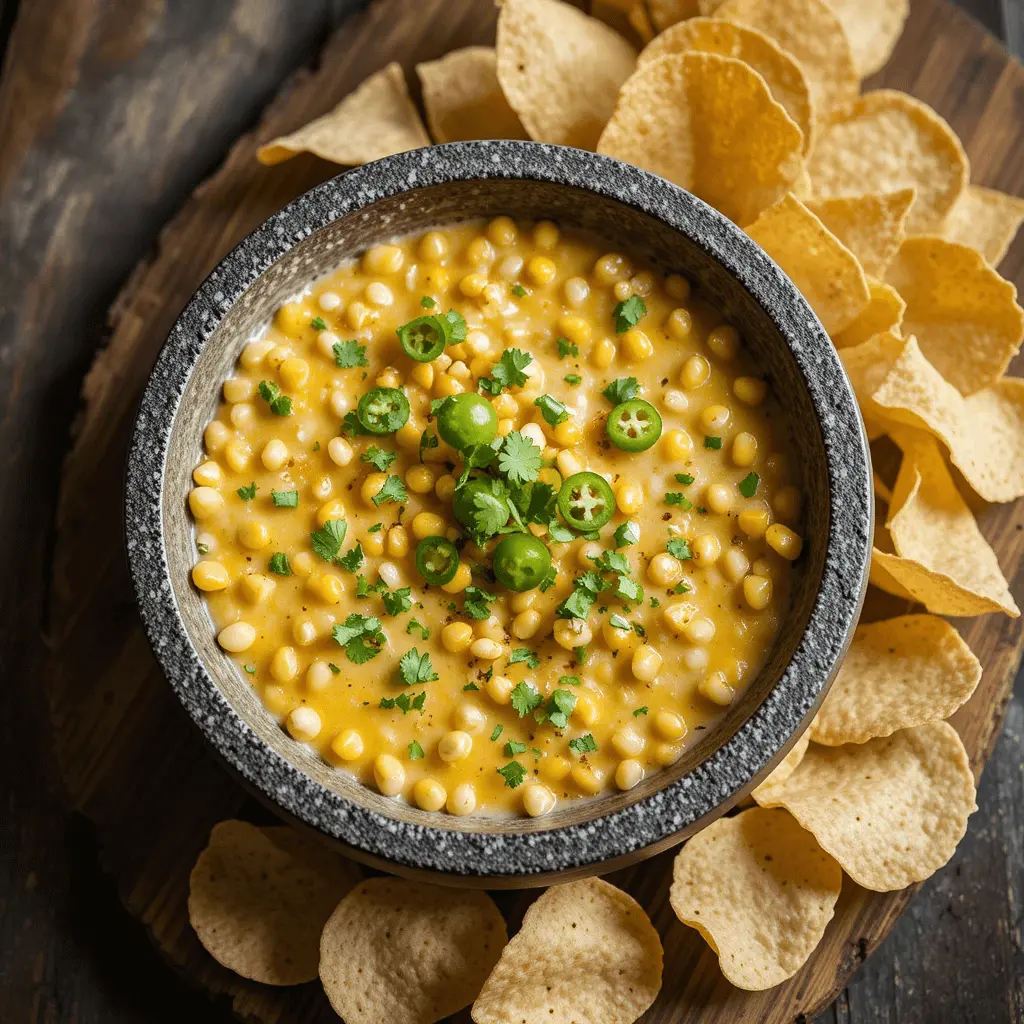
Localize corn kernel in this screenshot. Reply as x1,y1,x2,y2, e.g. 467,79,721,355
631,645,662,682
470,638,504,660
279,357,310,390
360,472,388,506
622,327,654,362
775,485,801,524
554,617,592,650
680,354,710,389
734,376,767,405
692,533,722,565
602,620,635,652
305,661,334,692
662,428,693,461
766,523,803,560
459,272,488,298
239,572,275,604
414,778,447,812
701,404,731,432
385,525,410,558
654,709,687,741
307,573,344,604
699,670,735,706
224,438,251,472
487,216,517,247
522,784,556,817
534,220,560,249
512,609,542,639
240,339,274,369
237,520,270,550
192,561,229,591
486,674,514,705
317,499,346,527
442,622,474,653
616,759,644,791
223,377,253,403
732,432,758,468
615,481,644,515
435,474,456,502
411,512,446,540
374,754,405,796
593,253,631,285
743,573,773,610
261,438,288,470
218,621,256,652
270,646,298,682
286,706,321,742
332,729,364,761
708,324,740,360
722,547,750,583
419,231,448,261
192,461,221,487
571,763,604,795
447,783,476,815
662,600,697,634
739,505,772,538
410,362,434,389
705,483,733,515
438,730,473,762
189,486,224,520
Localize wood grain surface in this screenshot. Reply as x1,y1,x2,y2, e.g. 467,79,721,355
2,1,1022,1022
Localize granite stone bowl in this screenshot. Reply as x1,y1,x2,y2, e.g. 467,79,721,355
126,140,871,887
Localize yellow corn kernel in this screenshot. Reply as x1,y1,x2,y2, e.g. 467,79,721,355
590,336,616,369
262,685,290,715
419,231,448,262
312,470,332,499
395,421,422,452
708,324,740,360
622,327,654,362
332,729,364,761
705,483,733,515
486,674,514,705
666,274,692,301
345,301,371,330
611,728,646,759
558,313,592,347
189,486,224,520
275,301,309,335
662,600,697,634
422,264,450,293
466,235,495,266
734,376,767,406
414,778,447,812
575,692,599,727
593,252,631,284
743,573,773,610
317,289,341,311
475,615,504,642
525,255,556,286
286,706,321,742
554,449,583,480
261,438,288,470
654,709,687,741
534,220,560,249
375,366,402,389
487,216,517,247
554,617,593,650
305,660,333,692
223,438,251,473
455,701,488,734
775,485,801,524
522,784,556,818
699,670,735,706
700,404,731,432
279,357,310,391
541,755,572,783
512,609,542,639
237,520,270,550
317,499,346,527
363,531,385,557
441,622,474,653
270,645,298,683
384,525,409,558
411,512,446,540
615,481,644,515
680,354,710,390
293,618,317,646
662,429,693,461
362,244,404,275
307,573,344,604
240,339,275,369
292,551,315,576
692,533,721,566
324,437,351,468
732,432,758,468
229,402,255,430
766,523,803,560
266,345,292,370
739,505,772,539
433,373,465,398
222,376,253,404
647,552,683,587
434,474,456,502
601,619,635,652
684,614,716,645
192,560,229,591
192,461,221,487
470,637,504,660
438,730,473,762
239,572,275,604
447,360,471,381
459,272,488,298
218,621,256,652
407,361,435,390
616,759,644,791
360,472,388,506
373,754,405,796
441,561,472,594
447,783,476,816
571,763,604,795
496,417,514,437
722,547,750,583
553,419,584,447
631,646,663,682
653,742,682,766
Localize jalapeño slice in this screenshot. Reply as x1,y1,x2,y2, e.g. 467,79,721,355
606,399,662,452
492,534,552,592
557,472,615,532
397,314,450,362
415,536,460,585
357,387,410,435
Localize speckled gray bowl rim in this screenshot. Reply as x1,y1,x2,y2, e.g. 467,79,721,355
126,141,871,879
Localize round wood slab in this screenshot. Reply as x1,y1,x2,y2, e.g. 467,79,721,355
44,0,1024,1020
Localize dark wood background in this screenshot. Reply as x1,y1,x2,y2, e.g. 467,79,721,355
0,1,1020,1022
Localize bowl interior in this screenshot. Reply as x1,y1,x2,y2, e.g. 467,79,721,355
163,175,831,843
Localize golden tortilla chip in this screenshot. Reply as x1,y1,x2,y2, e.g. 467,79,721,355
417,47,527,144
639,17,814,152
944,185,1024,268
670,807,842,990
472,878,662,1024
884,236,1023,395
837,329,907,436
807,91,969,234
699,0,728,12
832,279,905,348
649,0,702,30
869,336,1024,502
321,877,506,1024
755,722,976,891
628,2,656,42
188,820,360,985
751,729,810,803
807,189,914,279
714,0,858,118
496,0,637,150
257,63,430,167
600,53,804,226
872,436,1019,616
746,194,870,334
809,616,981,746
821,0,910,77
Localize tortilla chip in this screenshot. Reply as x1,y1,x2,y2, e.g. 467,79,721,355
807,189,914,279
628,2,656,42
257,63,430,167
837,329,907,435
751,729,810,802
832,279,905,348
807,91,968,234
472,878,662,1024
417,47,527,144
821,0,910,77
755,722,976,891
944,185,1024,268
714,0,858,118
699,0,728,12
869,336,1024,502
809,616,981,746
648,0,702,30
746,194,870,334
670,807,842,989
599,53,804,226
496,0,637,150
639,17,815,152
871,436,1019,616
188,820,360,985
321,877,506,1024
884,236,1023,395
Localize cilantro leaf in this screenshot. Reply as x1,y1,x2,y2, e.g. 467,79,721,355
361,447,397,472
609,612,631,631
333,340,368,368
511,284,527,297
615,575,644,603
602,377,640,405
497,431,542,484
633,706,649,717
539,565,558,592
569,733,598,755
310,316,328,331
479,348,532,395
675,473,695,485
490,724,504,741
612,295,647,333
331,613,386,664
559,675,581,688
557,570,611,619
556,337,579,359
471,487,512,539
382,587,412,616
271,489,298,508
398,647,438,685
328,663,341,674
534,394,569,427
504,739,528,757
536,688,576,730
237,481,257,501
614,521,640,548
497,761,527,789
379,691,426,715
665,492,693,510
407,740,424,760
268,552,291,576
667,538,692,560
341,410,367,437
419,429,439,463
445,309,468,342
406,618,430,640
463,682,479,691
509,648,540,670
420,295,436,308
590,550,630,575
372,475,407,506
510,681,542,717
270,395,292,416
310,519,347,561
704,435,723,450
337,543,364,573
738,471,760,498
258,380,280,403
463,586,496,620
564,374,582,386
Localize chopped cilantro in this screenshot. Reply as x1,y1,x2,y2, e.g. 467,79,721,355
333,340,368,368
310,316,328,331
379,691,426,715
368,522,383,533
310,519,347,562
268,552,291,576
650,597,660,608
612,295,647,333
444,309,468,342
633,706,649,717
243,664,256,675
463,682,480,691
559,675,581,688
420,295,436,308
675,473,695,486
564,374,582,386
497,761,527,789
557,571,611,619
590,550,630,575
535,688,576,729
463,586,496,620
258,380,293,416
382,587,412,616
407,740,424,760
478,348,532,395
738,471,760,498
704,435,723,450
419,428,439,463
504,739,528,757
398,648,438,685
510,681,542,717
336,543,364,573
196,542,210,555
609,612,631,631
534,394,569,427
574,645,588,666
331,613,386,664
509,648,540,670
615,575,644,603
236,481,257,501
667,538,692,560
569,733,599,755
665,493,693,510
372,475,407,506
361,447,397,472
271,489,298,508
497,431,542,484
328,663,341,675
490,724,504,741
511,284,527,297
539,565,558,592
556,336,579,359
614,521,640,548
602,376,640,405
406,618,430,640
340,410,366,437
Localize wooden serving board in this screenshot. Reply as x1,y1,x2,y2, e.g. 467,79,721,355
43,0,1024,1020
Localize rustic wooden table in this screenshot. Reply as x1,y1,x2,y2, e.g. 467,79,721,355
0,2,1021,1022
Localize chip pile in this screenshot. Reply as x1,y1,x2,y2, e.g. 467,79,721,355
244,0,1022,1005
